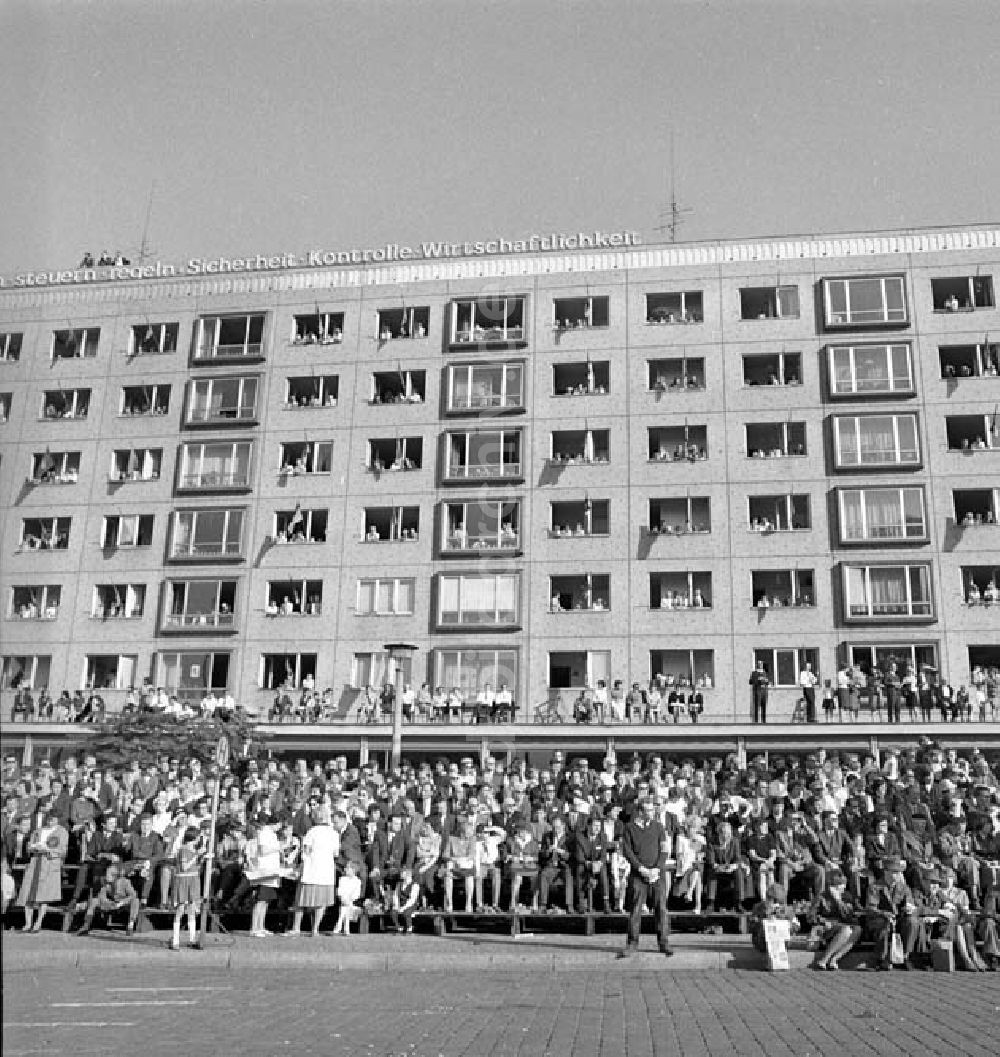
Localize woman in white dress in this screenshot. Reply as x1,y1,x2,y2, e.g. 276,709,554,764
286,805,339,937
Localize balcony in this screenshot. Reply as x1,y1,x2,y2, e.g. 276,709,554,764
177,469,252,492
162,611,236,632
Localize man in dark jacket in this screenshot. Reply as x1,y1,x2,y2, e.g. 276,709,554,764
619,797,672,957
573,813,610,913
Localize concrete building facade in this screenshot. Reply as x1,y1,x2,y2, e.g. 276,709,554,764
1,225,998,724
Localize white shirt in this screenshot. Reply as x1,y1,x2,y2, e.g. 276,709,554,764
299,823,339,886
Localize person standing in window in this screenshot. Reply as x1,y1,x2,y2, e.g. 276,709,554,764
798,662,818,723
750,662,770,724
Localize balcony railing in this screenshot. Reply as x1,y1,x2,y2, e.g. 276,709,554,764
186,404,257,424
444,532,519,552
452,325,525,346
163,612,236,629
179,471,251,490
445,462,522,480
171,542,243,559
449,393,523,411
194,343,263,361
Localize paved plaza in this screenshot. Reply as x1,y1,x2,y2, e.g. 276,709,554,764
4,936,1000,1057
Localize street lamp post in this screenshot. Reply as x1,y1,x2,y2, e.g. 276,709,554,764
384,642,418,770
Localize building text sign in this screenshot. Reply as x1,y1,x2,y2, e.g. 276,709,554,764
2,229,642,289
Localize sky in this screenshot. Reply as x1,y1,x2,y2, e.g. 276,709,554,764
1,0,998,277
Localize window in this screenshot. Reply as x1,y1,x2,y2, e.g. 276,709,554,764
371,370,425,405
742,352,802,387
92,584,145,620
102,514,154,549
946,414,1000,452
121,384,170,416
111,448,162,482
833,414,920,468
549,650,610,688
265,580,322,617
962,566,1000,606
549,573,610,612
550,498,610,537
171,508,244,559
445,429,522,480
645,291,703,324
165,580,237,628
0,392,9,422
843,563,933,620
364,505,419,542
447,364,523,412
438,573,519,626
837,487,928,543
20,517,70,551
85,654,138,690
443,499,520,552
279,440,332,474
939,343,1000,379
129,322,178,356
847,643,937,680
195,314,265,361
553,295,609,330
931,275,994,312
650,649,714,688
356,577,415,616
292,311,344,345
739,286,799,320
273,507,328,543
549,429,610,464
647,496,712,535
745,421,806,458
367,437,422,472
753,648,819,687
650,572,712,609
157,651,231,696
186,376,258,424
828,344,914,396
2,654,51,689
52,327,99,359
41,388,91,419
748,494,810,532
450,296,526,345
1,332,23,362
552,361,610,396
260,653,317,690
352,650,414,690
285,375,339,408
9,585,61,620
648,357,705,392
378,306,429,341
953,488,1000,526
179,441,253,490
647,425,707,461
751,570,815,607
823,275,907,327
435,648,517,697
30,450,80,484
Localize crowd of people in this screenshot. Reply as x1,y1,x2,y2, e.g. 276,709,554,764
2,736,999,969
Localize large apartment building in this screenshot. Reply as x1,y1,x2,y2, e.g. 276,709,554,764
1,224,998,725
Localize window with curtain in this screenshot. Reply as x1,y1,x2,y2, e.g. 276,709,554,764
845,564,932,618
438,574,518,625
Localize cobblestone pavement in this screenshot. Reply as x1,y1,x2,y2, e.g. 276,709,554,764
4,964,1000,1057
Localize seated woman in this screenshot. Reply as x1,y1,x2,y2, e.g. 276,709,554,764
812,866,862,970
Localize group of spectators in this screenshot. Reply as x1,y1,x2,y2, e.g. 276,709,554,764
2,736,999,969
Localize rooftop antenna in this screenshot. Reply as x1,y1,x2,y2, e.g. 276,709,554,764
654,130,693,244
137,182,157,264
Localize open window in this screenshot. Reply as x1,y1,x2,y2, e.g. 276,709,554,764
92,584,145,620
647,496,711,535
285,375,339,408
647,425,707,462
378,306,429,340
279,440,333,474
745,421,806,458
550,498,610,537
753,648,819,687
292,311,344,344
443,499,520,552
102,514,154,549
371,370,425,405
164,579,237,629
447,363,523,412
548,650,610,688
10,585,61,620
931,275,994,312
1,332,23,362
364,505,419,542
195,314,265,361
266,579,323,616
553,295,609,330
170,508,245,560
121,384,170,416
367,437,422,471
748,494,810,532
156,651,231,697
130,322,178,356
111,448,162,482
650,571,712,609
445,430,522,480
649,649,714,688
961,566,1000,607
273,508,328,544
84,654,138,691
939,343,1000,379
179,441,253,490
953,488,999,526
260,653,317,690
550,429,610,464
647,357,705,391
30,450,80,484
52,328,100,360
552,360,610,396
186,376,258,424
20,517,71,551
42,389,91,419
645,291,703,324
946,414,1000,452
739,286,799,320
549,573,610,612
742,352,801,387
751,569,815,608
